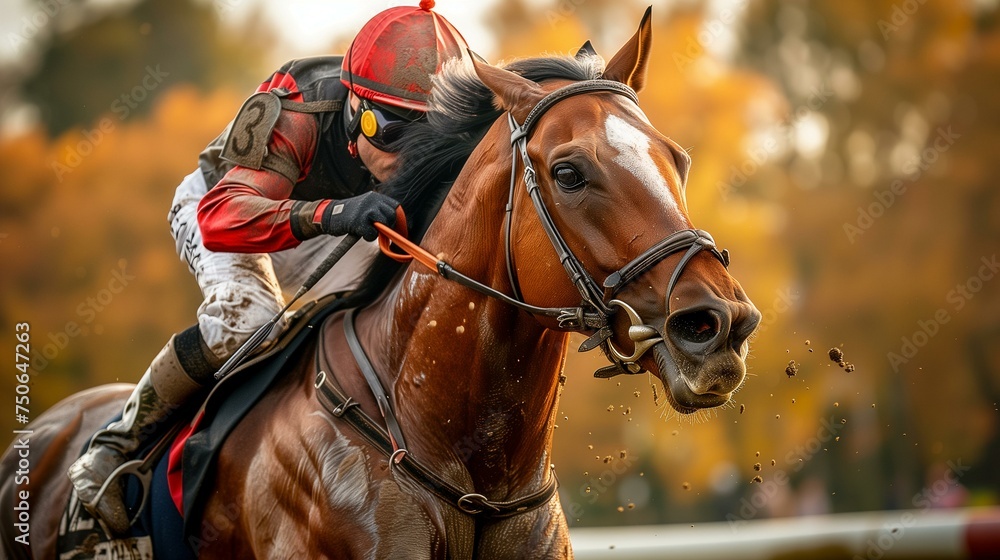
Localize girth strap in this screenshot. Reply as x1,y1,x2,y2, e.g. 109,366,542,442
343,308,407,452
318,312,558,518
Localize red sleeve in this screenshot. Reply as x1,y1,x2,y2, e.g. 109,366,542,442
197,104,331,253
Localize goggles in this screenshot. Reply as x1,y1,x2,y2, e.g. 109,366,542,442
346,98,416,153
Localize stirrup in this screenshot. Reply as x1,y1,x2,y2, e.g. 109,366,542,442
83,422,185,534
82,458,152,533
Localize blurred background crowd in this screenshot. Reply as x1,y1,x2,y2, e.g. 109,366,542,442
1,0,998,527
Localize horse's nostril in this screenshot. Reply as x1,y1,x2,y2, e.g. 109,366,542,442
668,310,720,344
730,307,762,349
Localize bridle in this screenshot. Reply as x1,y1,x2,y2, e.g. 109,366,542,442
322,78,734,520
382,79,731,377
500,79,730,376
376,79,730,377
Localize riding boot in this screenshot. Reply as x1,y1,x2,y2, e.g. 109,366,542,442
67,335,204,535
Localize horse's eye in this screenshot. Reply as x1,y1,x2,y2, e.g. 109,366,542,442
553,164,586,191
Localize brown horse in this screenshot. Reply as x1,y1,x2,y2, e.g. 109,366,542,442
2,10,759,559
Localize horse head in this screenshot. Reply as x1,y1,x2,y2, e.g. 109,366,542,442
469,8,761,414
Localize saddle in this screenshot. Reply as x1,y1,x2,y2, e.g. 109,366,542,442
57,294,351,560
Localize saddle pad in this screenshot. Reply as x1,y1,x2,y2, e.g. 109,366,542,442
176,295,347,541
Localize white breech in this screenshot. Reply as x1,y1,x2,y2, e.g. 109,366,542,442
168,169,380,362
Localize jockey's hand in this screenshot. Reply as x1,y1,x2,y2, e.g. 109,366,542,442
320,192,399,242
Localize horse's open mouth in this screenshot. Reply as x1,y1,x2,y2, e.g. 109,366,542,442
651,343,739,414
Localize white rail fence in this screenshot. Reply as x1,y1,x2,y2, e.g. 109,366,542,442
570,507,1000,559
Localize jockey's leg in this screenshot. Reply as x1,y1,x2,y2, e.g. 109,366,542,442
66,333,204,535
68,169,286,534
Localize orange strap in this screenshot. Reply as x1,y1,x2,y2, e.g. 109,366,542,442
375,206,439,271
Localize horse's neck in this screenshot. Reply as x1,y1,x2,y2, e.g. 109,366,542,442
361,149,569,497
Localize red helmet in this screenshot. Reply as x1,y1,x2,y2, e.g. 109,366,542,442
342,1,469,113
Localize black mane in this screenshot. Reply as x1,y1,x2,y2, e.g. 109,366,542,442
340,53,604,308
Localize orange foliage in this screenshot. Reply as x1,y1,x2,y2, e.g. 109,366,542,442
0,86,244,423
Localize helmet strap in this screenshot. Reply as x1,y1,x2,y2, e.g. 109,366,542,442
345,95,364,139
344,90,363,159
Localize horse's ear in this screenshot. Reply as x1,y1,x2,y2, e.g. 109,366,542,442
602,6,653,92
575,40,597,60
470,51,546,123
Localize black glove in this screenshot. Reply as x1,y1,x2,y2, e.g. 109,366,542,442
320,191,399,242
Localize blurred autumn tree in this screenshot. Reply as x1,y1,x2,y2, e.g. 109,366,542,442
735,0,1000,504
0,0,272,434
0,87,248,429
16,0,270,134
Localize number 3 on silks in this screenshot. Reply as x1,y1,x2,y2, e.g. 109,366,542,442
221,91,282,170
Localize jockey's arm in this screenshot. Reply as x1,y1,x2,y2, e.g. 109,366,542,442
197,109,335,253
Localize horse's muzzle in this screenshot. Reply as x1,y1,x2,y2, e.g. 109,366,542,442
653,297,761,412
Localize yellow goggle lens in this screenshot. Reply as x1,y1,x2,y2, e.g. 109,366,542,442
360,110,378,138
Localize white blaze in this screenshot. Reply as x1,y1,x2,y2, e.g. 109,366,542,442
605,114,677,211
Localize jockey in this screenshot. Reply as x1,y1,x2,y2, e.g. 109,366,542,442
68,1,468,534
